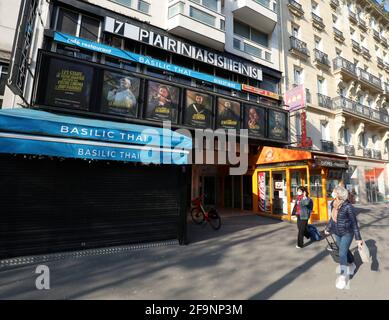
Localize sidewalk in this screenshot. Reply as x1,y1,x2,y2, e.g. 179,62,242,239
0,204,388,299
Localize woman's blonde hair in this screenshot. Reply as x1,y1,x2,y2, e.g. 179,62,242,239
334,186,349,201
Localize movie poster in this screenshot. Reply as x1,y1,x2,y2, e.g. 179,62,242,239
244,104,265,137
145,81,179,123
45,58,93,110
217,98,241,130
101,71,140,117
184,90,213,128
268,110,287,140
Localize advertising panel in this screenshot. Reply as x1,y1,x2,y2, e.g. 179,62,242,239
268,110,287,140
184,90,213,129
217,98,241,130
258,172,266,212
243,104,265,137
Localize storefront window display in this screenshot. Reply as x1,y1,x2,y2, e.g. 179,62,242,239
101,70,140,117
243,104,265,137
217,98,241,130
268,110,287,140
145,81,179,123
184,90,213,129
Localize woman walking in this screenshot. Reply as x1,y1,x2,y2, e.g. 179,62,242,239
292,186,313,249
325,186,363,289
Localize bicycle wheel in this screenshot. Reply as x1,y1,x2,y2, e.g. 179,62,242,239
208,209,221,230
191,207,205,224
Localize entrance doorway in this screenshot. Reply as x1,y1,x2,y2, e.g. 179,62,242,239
224,175,242,209
200,176,216,206
272,171,287,215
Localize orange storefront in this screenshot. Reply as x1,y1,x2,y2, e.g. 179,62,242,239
252,147,349,223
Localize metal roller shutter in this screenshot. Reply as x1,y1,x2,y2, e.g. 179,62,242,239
0,155,187,259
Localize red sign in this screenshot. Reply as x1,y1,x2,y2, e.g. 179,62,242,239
298,111,313,148
258,172,266,212
285,85,305,112
242,84,280,100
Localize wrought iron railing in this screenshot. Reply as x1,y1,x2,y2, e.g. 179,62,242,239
363,148,373,158
288,0,303,13
373,150,382,160
358,68,382,89
290,36,310,56
312,12,325,28
321,140,335,152
333,57,357,76
333,27,345,41
332,96,389,125
344,145,355,156
314,49,330,66
317,93,332,109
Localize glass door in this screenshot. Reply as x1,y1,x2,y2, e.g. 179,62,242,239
272,171,287,215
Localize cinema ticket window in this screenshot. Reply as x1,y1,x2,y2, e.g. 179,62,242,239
79,15,100,42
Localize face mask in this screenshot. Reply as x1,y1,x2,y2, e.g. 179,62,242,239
297,191,303,196
332,192,337,199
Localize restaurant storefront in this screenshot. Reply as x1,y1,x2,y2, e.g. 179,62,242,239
252,147,349,223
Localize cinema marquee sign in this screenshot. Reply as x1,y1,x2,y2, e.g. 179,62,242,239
104,17,263,81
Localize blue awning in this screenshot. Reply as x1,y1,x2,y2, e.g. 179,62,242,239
0,108,192,165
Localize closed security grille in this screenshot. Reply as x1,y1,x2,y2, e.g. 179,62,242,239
0,156,186,259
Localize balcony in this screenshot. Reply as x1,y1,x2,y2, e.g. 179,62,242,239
333,27,345,43
351,39,361,53
317,93,333,109
330,0,340,9
314,49,331,69
349,11,358,24
373,150,382,160
363,148,373,158
361,47,371,59
233,35,272,63
358,68,383,93
232,0,277,34
288,0,304,17
321,140,335,153
289,36,310,59
312,12,325,30
377,57,385,68
333,57,358,81
167,0,226,50
373,30,381,42
344,145,355,156
296,135,313,149
386,63,389,73
358,18,368,32
381,37,388,48
332,96,389,126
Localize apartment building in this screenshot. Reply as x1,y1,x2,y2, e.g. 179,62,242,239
282,0,389,205
0,0,287,258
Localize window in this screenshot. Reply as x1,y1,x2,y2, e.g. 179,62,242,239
56,8,79,35
372,135,379,149
311,1,319,14
343,128,351,145
294,67,303,85
110,0,132,8
190,6,216,27
79,15,100,41
321,121,329,140
314,36,321,50
193,0,219,11
359,133,368,148
295,113,301,136
234,20,268,47
317,77,326,94
0,63,9,108
292,25,299,38
168,2,184,18
138,0,150,13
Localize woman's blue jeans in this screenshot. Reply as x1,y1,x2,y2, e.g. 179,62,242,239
335,233,355,270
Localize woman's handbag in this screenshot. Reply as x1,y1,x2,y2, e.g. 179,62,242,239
358,241,371,263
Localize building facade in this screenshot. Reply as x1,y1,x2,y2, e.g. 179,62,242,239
0,0,288,258
282,0,389,205
0,0,21,107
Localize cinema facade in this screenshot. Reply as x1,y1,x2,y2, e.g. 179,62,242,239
0,0,288,259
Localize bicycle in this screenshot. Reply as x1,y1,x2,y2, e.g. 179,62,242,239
191,194,221,230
